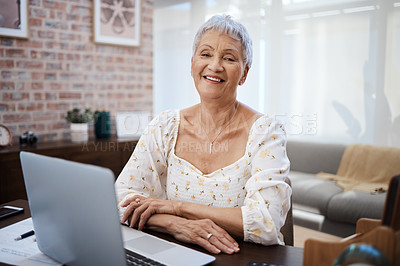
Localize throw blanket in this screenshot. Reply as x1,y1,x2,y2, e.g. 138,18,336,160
317,144,400,193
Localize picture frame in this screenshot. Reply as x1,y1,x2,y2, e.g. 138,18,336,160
93,0,141,47
0,0,29,39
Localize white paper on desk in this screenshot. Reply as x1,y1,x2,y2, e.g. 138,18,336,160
0,218,61,266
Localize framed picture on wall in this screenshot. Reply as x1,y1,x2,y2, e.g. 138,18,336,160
93,0,141,47
0,0,29,39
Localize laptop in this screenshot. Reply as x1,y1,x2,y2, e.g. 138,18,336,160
20,151,215,266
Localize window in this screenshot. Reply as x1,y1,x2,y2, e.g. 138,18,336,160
154,0,400,147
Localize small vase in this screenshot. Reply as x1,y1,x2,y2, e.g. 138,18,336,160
70,123,89,142
94,112,111,139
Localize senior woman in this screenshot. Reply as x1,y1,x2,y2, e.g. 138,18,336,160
115,14,291,255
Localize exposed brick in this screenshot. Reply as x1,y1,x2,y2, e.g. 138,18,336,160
59,33,82,41
0,0,154,142
81,16,92,23
71,24,91,32
43,0,67,10
17,71,30,80
16,61,44,69
45,21,68,30
16,40,43,48
45,73,57,80
84,93,94,100
19,123,46,132
30,0,41,7
49,10,68,20
29,18,43,27
70,43,92,51
0,103,16,112
30,50,38,59
31,82,44,90
67,14,80,21
18,103,44,111
33,112,58,121
45,92,58,100
72,84,85,90
45,41,69,50
59,92,82,100
60,73,82,80
0,82,15,90
15,82,24,90
0,60,14,68
66,54,80,61
107,93,125,99
1,70,12,79
31,72,44,80
44,51,57,60
47,102,70,110
48,122,67,130
34,93,43,100
1,38,13,46
2,92,29,101
3,114,31,123
38,31,56,39
70,5,91,15
31,8,47,18
5,49,27,58
46,62,62,70
45,83,67,90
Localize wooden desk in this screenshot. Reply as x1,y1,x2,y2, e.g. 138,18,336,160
0,137,138,204
1,200,304,266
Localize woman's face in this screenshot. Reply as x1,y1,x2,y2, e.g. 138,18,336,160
191,30,249,103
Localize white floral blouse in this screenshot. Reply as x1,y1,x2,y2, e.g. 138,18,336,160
115,109,291,245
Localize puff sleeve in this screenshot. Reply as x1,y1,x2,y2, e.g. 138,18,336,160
115,110,179,221
241,116,291,245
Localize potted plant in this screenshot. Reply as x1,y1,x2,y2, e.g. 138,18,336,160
65,108,93,142
94,110,111,139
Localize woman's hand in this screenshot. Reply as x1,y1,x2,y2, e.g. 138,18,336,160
121,195,180,229
167,216,240,255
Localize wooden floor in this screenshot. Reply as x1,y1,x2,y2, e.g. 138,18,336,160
294,225,342,248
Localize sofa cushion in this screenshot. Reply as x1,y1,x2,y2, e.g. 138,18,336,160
326,190,386,224
287,140,346,174
290,171,343,215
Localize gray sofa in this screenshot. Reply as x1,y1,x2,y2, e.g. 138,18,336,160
287,140,386,237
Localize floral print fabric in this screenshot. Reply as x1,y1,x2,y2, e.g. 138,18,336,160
115,109,291,245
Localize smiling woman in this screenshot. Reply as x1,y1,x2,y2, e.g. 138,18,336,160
191,30,248,103
115,15,292,255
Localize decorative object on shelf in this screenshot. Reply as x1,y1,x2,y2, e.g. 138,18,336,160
93,0,141,47
66,108,93,142
0,0,29,39
116,112,151,139
19,131,37,146
94,110,111,139
0,124,12,146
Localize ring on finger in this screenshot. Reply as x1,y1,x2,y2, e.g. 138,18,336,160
206,233,213,241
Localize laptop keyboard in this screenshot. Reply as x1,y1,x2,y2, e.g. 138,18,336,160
125,250,166,266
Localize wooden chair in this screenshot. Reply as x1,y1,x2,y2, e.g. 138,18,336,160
303,175,400,266
281,177,294,246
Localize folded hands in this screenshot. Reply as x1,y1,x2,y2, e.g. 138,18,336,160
121,195,239,254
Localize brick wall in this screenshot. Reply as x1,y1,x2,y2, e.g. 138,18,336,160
0,0,153,143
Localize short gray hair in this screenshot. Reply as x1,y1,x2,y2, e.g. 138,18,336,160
192,14,253,68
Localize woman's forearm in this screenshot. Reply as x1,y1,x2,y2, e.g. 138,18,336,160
176,201,244,239
144,213,181,234
144,213,240,254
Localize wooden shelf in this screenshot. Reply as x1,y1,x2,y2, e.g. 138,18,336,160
0,136,138,204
